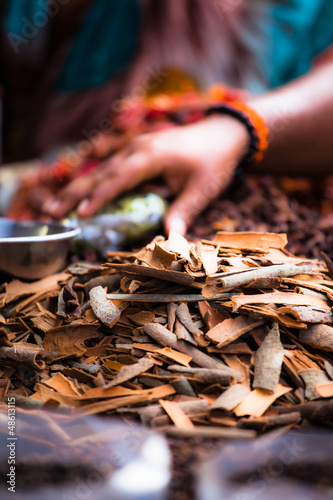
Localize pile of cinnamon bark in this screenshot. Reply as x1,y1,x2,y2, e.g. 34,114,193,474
1,230,333,436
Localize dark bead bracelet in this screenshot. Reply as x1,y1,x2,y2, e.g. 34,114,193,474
205,103,262,168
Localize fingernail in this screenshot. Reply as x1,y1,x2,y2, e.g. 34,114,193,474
168,215,187,236
43,199,62,214
77,198,90,215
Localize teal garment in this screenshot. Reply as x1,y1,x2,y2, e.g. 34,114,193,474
58,0,140,92
5,0,140,93
5,0,333,93
268,0,333,88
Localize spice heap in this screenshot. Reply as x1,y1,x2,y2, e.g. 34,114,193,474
1,231,333,436
191,174,333,259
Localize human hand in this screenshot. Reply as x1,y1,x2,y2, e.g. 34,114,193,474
43,115,249,235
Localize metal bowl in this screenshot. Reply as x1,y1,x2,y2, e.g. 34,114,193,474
0,218,81,280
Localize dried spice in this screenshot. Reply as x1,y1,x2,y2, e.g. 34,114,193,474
190,175,333,260
0,230,333,439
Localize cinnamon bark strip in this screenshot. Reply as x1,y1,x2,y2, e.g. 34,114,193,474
315,381,333,398
298,369,330,400
167,365,233,385
89,286,120,328
213,231,288,252
278,306,333,324
233,384,292,417
106,293,230,302
142,323,242,380
253,323,284,393
159,399,195,430
0,328,12,347
299,324,333,351
104,263,194,286
276,399,333,424
324,360,333,379
118,398,210,424
206,316,264,347
78,384,176,416
172,376,197,397
3,272,69,304
0,346,45,371
210,384,250,411
167,303,177,332
232,290,331,312
198,244,219,275
167,229,191,261
174,320,197,345
212,263,326,293
153,347,192,367
103,355,155,389
176,303,202,336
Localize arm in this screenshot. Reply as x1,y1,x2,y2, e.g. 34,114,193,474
251,60,333,176
43,60,333,233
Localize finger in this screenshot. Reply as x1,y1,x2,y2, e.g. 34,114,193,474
165,171,223,236
89,132,131,159
29,186,55,211
77,152,154,217
42,175,97,218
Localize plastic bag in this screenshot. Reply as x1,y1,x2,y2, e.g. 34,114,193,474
65,192,168,255
0,408,171,500
198,429,333,500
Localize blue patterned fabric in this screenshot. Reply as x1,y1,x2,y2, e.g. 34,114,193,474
268,0,333,87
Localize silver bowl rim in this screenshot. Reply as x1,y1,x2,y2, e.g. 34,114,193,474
0,218,81,243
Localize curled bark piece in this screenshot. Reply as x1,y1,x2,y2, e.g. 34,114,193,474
299,324,333,352
172,376,197,397
238,412,302,430
315,381,333,398
253,323,284,393
167,303,177,332
278,306,333,324
159,399,194,430
234,384,292,417
213,232,288,252
128,310,155,326
167,229,191,261
89,286,120,328
263,412,302,427
104,263,194,286
232,290,330,312
104,355,154,389
168,365,233,385
198,244,219,275
277,400,333,425
298,369,330,400
206,316,264,347
174,320,197,345
176,303,202,336
211,384,250,411
0,328,12,347
215,263,326,293
0,346,45,371
324,360,333,380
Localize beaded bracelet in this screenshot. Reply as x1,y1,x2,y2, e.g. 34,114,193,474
205,101,269,166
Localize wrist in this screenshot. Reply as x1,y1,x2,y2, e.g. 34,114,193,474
205,102,269,167
204,114,251,161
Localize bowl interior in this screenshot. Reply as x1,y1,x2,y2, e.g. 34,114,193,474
0,217,79,241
